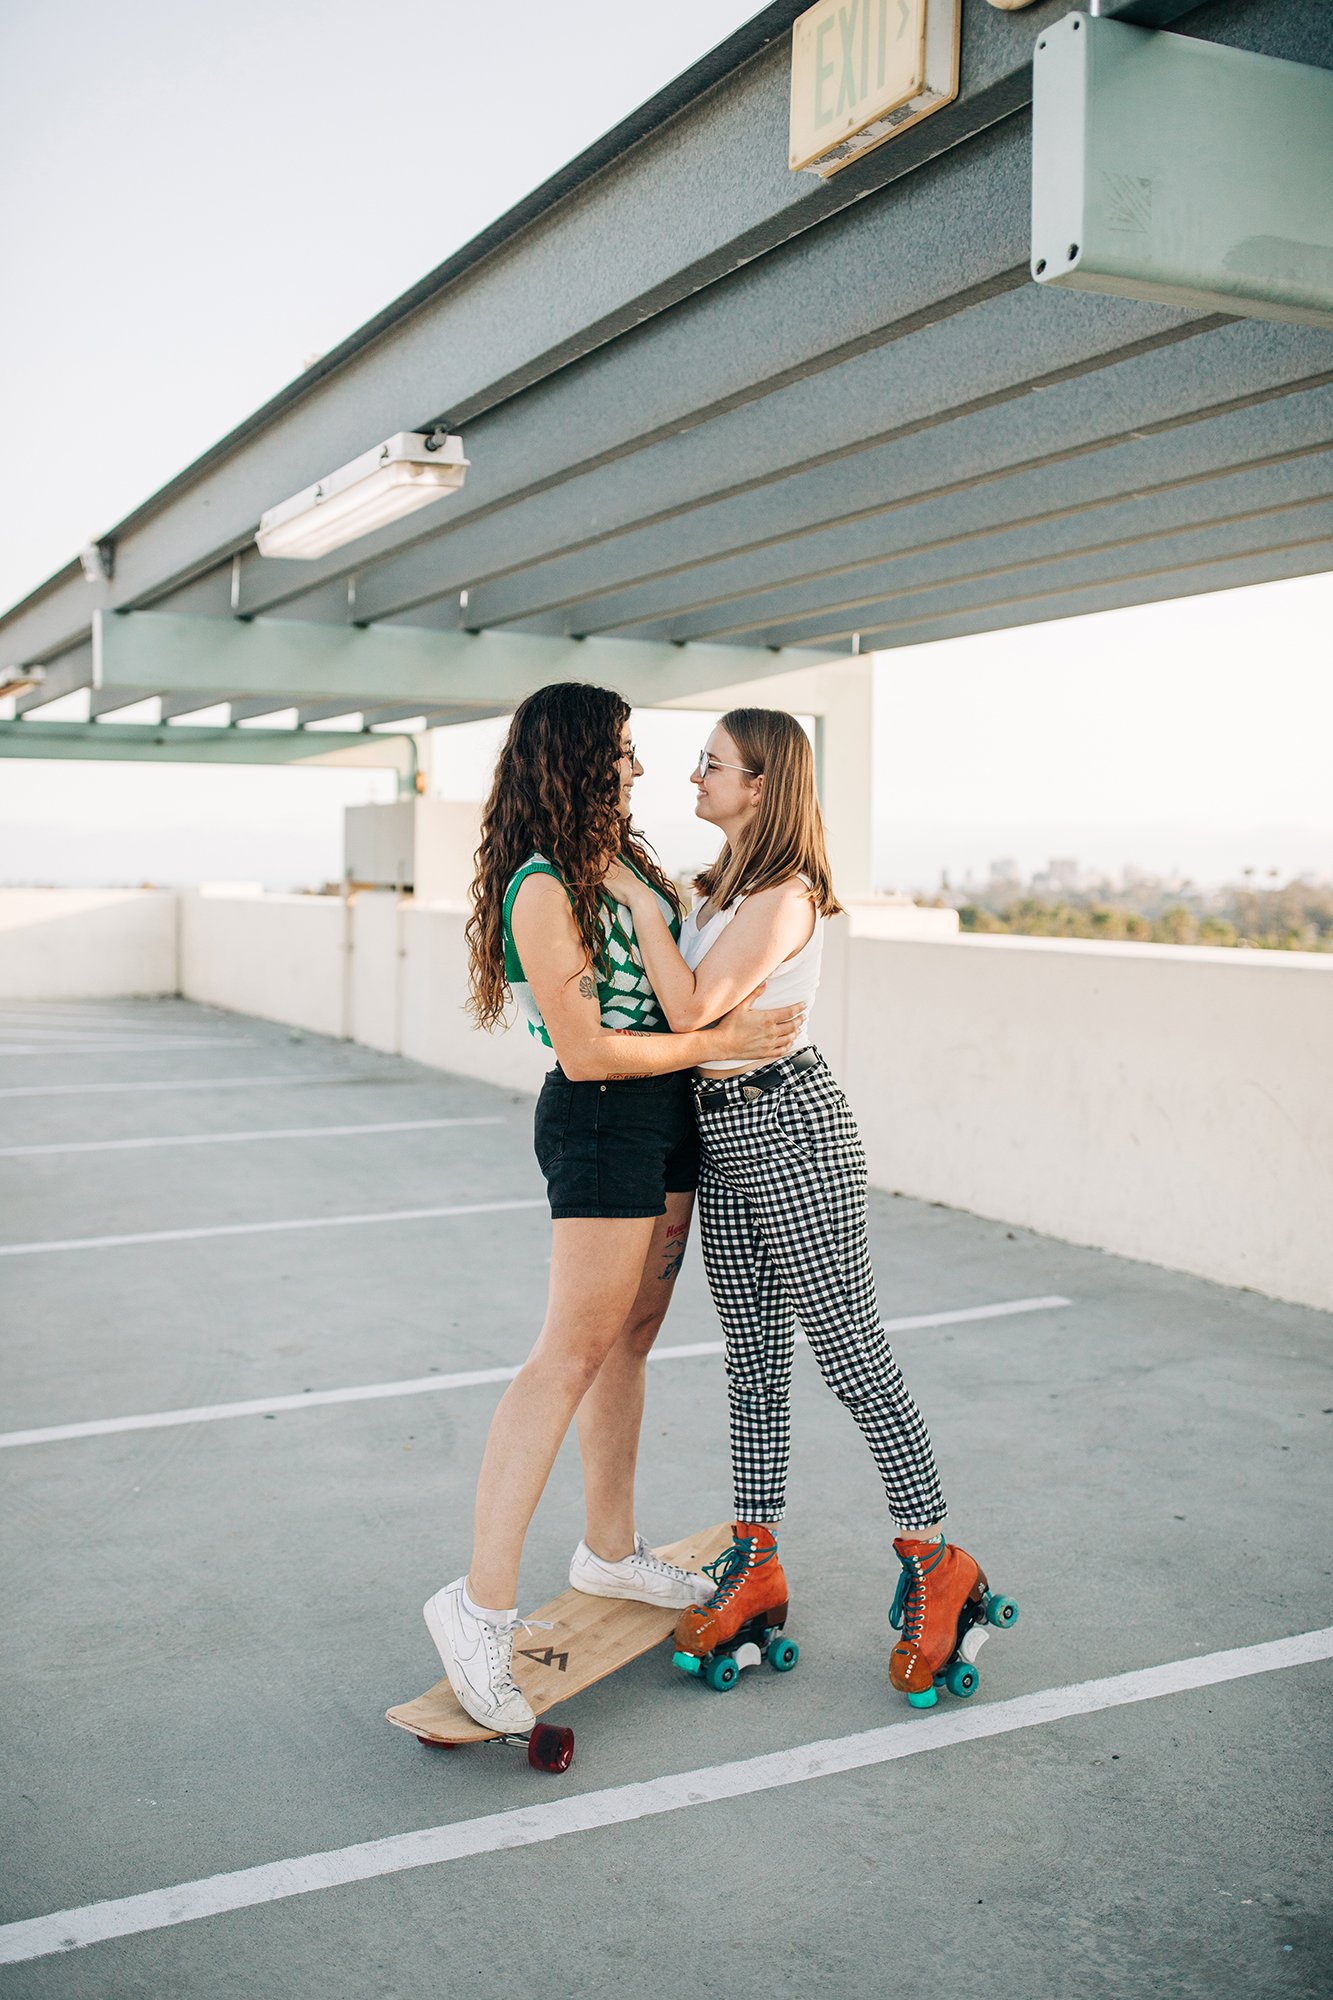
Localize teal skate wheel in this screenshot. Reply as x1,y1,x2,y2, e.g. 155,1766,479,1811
944,1660,979,1698
766,1636,799,1673
906,1687,938,1709
986,1595,1018,1629
672,1650,702,1677
703,1654,740,1692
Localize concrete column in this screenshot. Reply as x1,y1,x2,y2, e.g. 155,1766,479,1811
813,658,874,902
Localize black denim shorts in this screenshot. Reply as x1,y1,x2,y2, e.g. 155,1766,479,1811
534,1064,700,1219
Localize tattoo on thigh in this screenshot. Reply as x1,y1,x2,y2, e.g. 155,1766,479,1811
659,1222,689,1284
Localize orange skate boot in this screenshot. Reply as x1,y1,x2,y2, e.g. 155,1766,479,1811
671,1525,798,1692
888,1534,1019,1708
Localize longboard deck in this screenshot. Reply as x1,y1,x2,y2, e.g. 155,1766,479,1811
387,1524,730,1745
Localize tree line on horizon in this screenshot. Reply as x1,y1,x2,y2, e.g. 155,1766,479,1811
944,873,1333,953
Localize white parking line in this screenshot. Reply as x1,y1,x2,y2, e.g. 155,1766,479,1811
0,1117,502,1158
0,1197,547,1258
0,1298,1070,1449
0,1072,404,1099
0,1029,247,1046
2,1625,1327,1967
0,1037,258,1055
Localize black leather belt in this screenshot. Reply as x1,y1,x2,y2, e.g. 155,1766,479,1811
695,1044,819,1111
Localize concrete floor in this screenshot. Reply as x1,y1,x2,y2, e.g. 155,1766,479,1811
1,997,1329,1998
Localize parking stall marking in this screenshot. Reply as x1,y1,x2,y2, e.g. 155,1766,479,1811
0,1116,503,1158
0,1297,1071,1449
0,1072,403,1099
1,1625,1327,1967
0,1037,259,1055
0,1197,547,1259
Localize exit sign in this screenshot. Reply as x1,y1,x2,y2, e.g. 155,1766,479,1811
789,0,961,176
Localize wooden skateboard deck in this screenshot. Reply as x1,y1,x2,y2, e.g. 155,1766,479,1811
387,1524,730,1748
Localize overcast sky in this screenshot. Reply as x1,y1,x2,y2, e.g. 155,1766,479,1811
1,0,1330,894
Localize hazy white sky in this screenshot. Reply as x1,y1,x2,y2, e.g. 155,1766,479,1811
1,0,1330,893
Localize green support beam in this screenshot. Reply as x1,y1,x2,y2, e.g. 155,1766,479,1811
0,721,418,792
91,611,834,712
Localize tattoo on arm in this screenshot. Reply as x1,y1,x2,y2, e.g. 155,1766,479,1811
604,1072,633,1081
578,974,596,1000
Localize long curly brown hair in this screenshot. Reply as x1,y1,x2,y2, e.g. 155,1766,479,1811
467,682,683,1031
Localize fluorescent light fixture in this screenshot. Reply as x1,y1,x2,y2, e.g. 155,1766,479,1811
255,431,469,560
0,668,45,699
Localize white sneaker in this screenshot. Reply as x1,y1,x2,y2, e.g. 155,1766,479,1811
423,1579,535,1733
568,1533,712,1609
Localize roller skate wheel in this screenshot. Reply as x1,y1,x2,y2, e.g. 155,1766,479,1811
703,1654,740,1692
672,1649,703,1676
527,1723,575,1773
906,1686,938,1709
766,1635,799,1673
986,1595,1018,1628
943,1660,980,1699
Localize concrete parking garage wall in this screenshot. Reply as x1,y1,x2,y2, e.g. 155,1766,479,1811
841,933,1333,1312
178,888,345,1038
7,885,1326,1309
0,888,177,998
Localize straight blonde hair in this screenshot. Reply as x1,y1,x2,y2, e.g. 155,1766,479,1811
694,708,844,919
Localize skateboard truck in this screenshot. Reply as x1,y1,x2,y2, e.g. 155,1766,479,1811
416,1722,576,1772
672,1613,799,1693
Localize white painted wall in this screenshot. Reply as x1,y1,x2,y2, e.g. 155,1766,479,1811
842,934,1333,1312
399,903,541,1094
178,889,345,1037
0,888,177,998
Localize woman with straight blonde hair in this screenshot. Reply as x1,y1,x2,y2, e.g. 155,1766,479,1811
606,708,1005,1709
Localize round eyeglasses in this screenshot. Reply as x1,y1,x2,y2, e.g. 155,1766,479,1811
693,747,756,781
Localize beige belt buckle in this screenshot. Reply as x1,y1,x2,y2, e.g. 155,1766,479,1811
742,1084,763,1102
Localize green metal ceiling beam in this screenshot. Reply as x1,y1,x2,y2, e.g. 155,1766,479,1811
0,720,418,791
91,611,834,712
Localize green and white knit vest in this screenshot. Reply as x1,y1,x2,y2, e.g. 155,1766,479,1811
501,854,680,1048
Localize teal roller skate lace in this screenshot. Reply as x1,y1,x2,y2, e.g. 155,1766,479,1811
701,1533,773,1609
889,1535,947,1637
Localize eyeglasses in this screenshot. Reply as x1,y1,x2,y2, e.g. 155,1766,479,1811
617,742,637,765
693,748,756,780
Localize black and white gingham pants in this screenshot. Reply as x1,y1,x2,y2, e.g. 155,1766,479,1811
695,1050,946,1532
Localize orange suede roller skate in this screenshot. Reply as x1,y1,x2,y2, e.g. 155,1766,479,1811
671,1524,799,1693
889,1534,1019,1708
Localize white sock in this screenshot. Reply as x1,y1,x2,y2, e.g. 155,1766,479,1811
462,1581,515,1625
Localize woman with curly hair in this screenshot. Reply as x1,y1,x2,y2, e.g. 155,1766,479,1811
423,682,805,1731
606,710,999,1712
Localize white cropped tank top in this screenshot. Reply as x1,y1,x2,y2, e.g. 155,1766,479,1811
678,878,823,1071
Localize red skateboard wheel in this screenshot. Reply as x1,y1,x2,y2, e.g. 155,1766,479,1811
527,1723,575,1773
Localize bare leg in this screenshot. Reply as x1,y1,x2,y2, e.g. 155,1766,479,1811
576,1193,694,1560
467,1214,656,1609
